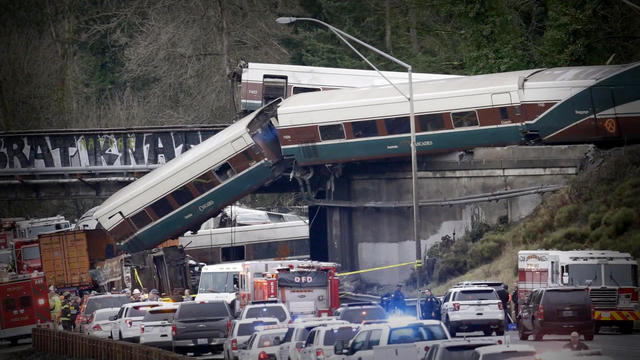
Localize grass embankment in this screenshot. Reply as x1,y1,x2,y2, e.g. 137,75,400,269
426,145,640,294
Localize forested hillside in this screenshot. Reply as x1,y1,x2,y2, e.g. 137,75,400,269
2,0,639,131
424,146,640,294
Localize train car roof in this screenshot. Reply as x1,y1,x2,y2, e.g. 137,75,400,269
275,64,634,126
94,112,256,220
245,62,462,86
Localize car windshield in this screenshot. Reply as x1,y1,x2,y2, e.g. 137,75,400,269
143,309,176,322
323,326,359,345
257,331,286,348
94,309,119,321
567,264,601,286
603,264,638,287
85,296,130,316
245,306,286,322
388,324,448,344
339,307,387,323
454,290,497,301
480,351,536,360
178,302,229,320
237,320,278,336
544,290,589,305
128,305,158,318
198,271,238,293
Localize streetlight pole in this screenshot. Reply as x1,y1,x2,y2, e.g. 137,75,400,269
276,17,422,292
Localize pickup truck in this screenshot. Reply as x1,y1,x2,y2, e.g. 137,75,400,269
334,319,450,360
171,301,233,356
441,286,505,337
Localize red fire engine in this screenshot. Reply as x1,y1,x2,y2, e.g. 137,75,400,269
0,273,51,345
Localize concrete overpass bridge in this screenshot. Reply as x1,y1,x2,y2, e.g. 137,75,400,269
1,126,594,284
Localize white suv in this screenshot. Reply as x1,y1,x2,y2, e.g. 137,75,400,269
223,317,279,360
110,301,162,342
299,323,360,360
441,286,505,337
279,318,349,360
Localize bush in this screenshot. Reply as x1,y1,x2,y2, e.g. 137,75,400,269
588,212,602,230
609,207,636,235
554,205,579,228
468,241,502,268
435,256,468,283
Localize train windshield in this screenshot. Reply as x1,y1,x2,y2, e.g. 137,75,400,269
198,271,238,293
567,264,601,286
604,264,638,287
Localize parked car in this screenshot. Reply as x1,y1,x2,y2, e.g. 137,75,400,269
517,287,594,341
84,307,120,339
333,302,387,324
139,305,179,349
76,294,130,333
110,301,162,342
456,281,510,322
472,344,536,360
278,318,349,360
223,318,280,360
172,301,234,356
299,323,360,360
441,286,505,337
239,302,291,324
236,328,288,360
334,319,450,360
423,339,500,360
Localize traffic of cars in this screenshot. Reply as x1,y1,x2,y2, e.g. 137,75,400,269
67,277,606,360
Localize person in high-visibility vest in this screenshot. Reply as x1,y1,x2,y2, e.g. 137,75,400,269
48,286,61,327
59,292,73,331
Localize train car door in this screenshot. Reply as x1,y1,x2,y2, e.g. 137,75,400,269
262,75,287,106
590,86,620,139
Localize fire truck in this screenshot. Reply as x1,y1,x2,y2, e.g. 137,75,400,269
518,250,639,334
195,260,340,317
0,273,51,345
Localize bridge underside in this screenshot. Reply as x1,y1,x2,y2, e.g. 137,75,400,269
306,144,594,286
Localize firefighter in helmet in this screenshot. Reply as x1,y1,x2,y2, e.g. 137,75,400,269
60,292,73,331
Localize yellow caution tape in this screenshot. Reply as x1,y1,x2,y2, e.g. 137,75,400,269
337,260,419,276
133,267,144,289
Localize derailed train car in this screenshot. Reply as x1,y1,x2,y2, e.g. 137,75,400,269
94,100,284,252
274,63,640,165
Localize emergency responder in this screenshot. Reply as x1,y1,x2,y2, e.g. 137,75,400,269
183,289,191,300
511,285,519,317
131,288,141,302
60,292,73,331
391,283,406,313
148,289,160,301
69,296,80,331
141,288,149,301
563,332,589,351
48,286,61,327
421,289,441,320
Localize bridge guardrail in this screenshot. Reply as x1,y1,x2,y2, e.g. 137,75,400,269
32,327,189,360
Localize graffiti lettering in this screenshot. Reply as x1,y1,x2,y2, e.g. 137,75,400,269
0,129,222,172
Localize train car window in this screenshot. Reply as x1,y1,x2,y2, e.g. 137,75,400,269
351,120,378,138
262,75,287,105
193,171,219,194
241,150,257,166
19,296,32,308
130,210,152,229
222,246,245,262
384,117,410,135
151,197,173,219
214,162,236,182
499,107,509,120
514,106,521,116
319,124,345,141
417,114,445,132
3,298,16,311
451,111,479,128
292,86,321,95
171,186,194,206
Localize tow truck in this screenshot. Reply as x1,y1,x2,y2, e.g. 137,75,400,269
518,250,639,334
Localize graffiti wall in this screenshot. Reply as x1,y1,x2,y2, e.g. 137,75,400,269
0,128,224,172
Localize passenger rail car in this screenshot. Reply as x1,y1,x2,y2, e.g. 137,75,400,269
94,100,284,252
274,63,640,165
234,62,461,114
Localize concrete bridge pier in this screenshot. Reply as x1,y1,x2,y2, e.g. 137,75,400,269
309,144,594,286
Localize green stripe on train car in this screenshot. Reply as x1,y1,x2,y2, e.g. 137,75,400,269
123,161,275,252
